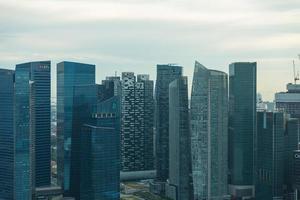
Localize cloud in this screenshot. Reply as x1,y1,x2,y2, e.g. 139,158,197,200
0,0,299,100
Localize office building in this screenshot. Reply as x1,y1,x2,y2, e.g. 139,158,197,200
121,73,154,171
98,76,121,102
14,61,51,199
166,76,193,200
56,61,95,195
256,111,285,200
0,69,14,199
228,62,257,199
80,96,120,200
284,118,300,198
190,62,228,200
155,64,183,182
69,85,98,199
275,83,300,118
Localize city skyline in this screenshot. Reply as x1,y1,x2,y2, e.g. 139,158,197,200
1,0,300,101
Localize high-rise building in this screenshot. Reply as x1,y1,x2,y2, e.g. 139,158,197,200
56,61,95,195
0,69,14,199
284,118,300,198
275,83,300,118
98,76,121,102
155,64,183,182
256,111,285,200
69,85,98,199
80,96,120,200
190,62,228,200
15,61,51,200
166,76,193,200
121,72,154,171
228,62,257,199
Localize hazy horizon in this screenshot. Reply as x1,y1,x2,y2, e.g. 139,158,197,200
1,0,300,101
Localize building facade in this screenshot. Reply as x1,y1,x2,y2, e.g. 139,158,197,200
56,61,95,195
15,61,51,199
228,62,257,199
155,64,183,182
166,76,193,200
190,62,228,200
275,83,300,118
121,73,154,171
256,111,285,200
80,96,120,200
0,69,14,199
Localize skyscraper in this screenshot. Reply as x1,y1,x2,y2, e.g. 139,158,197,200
275,83,300,118
155,64,183,182
121,72,154,171
228,62,257,199
56,61,95,195
166,76,193,200
190,61,228,200
98,76,121,102
69,84,98,199
15,61,51,200
0,69,14,199
284,118,300,197
256,111,285,200
80,96,120,200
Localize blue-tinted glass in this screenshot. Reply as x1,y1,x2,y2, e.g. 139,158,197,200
0,69,14,199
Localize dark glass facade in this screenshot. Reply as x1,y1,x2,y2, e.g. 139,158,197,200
256,112,285,200
69,85,98,199
166,76,193,200
80,96,120,200
0,69,14,199
56,61,95,195
228,62,256,198
15,61,51,200
155,64,182,182
284,118,300,194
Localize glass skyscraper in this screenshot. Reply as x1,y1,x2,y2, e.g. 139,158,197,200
80,96,120,200
155,64,183,182
56,61,95,196
0,69,14,199
166,76,193,200
190,61,228,200
15,61,51,200
256,111,285,200
228,62,256,199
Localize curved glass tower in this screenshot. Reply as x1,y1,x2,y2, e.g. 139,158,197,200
190,61,228,200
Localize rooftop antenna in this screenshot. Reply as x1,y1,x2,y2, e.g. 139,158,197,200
293,59,299,84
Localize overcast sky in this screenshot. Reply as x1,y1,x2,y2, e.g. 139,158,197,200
0,0,300,100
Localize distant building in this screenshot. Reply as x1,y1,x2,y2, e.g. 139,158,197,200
0,69,14,199
80,96,120,200
257,93,275,112
98,76,121,102
121,73,154,172
56,61,95,196
190,62,228,200
15,61,51,200
155,64,183,182
275,83,300,118
256,111,285,200
166,76,193,200
228,62,257,199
